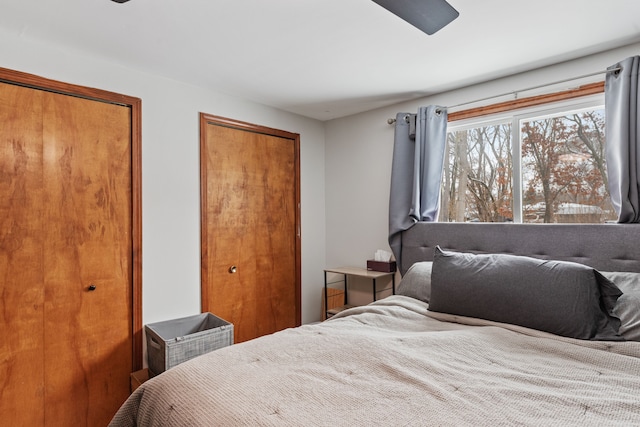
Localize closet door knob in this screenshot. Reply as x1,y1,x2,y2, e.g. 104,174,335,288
228,265,237,274
88,284,97,291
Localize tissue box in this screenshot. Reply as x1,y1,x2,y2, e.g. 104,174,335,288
367,260,397,273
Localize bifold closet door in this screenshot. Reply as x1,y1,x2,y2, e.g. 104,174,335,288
0,81,133,426
41,90,133,425
0,82,46,426
200,115,301,344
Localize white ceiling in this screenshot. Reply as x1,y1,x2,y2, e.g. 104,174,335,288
2,0,640,121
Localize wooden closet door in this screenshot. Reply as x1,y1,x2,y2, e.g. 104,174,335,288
201,115,301,343
0,71,140,427
0,82,46,426
42,92,133,425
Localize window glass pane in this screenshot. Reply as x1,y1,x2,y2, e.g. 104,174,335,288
520,109,616,223
440,122,513,222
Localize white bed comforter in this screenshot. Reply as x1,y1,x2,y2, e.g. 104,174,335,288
110,296,640,426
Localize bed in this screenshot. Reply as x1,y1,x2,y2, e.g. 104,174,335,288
110,223,640,426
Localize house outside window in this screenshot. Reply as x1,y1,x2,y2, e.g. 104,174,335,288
440,87,615,224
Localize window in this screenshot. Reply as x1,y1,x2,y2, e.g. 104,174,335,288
442,119,513,222
440,86,615,223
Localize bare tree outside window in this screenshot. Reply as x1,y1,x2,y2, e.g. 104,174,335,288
442,106,615,224
441,123,512,222
521,109,615,223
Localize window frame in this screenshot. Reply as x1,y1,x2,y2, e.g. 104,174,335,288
445,83,606,223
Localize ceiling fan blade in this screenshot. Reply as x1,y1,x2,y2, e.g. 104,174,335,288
372,0,459,35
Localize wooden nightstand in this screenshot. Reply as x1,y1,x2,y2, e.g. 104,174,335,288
323,267,395,319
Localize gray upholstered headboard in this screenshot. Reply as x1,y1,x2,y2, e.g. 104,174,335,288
400,222,640,275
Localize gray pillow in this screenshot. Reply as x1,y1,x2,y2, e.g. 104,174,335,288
396,262,433,303
429,247,623,341
602,271,640,342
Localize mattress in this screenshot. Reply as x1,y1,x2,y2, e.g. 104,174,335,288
110,295,640,426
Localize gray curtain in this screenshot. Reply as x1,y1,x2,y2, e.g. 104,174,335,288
605,56,640,223
388,105,447,267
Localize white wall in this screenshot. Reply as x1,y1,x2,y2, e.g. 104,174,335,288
0,28,327,325
3,26,639,326
324,42,640,279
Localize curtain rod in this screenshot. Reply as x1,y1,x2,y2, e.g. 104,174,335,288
386,66,622,125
